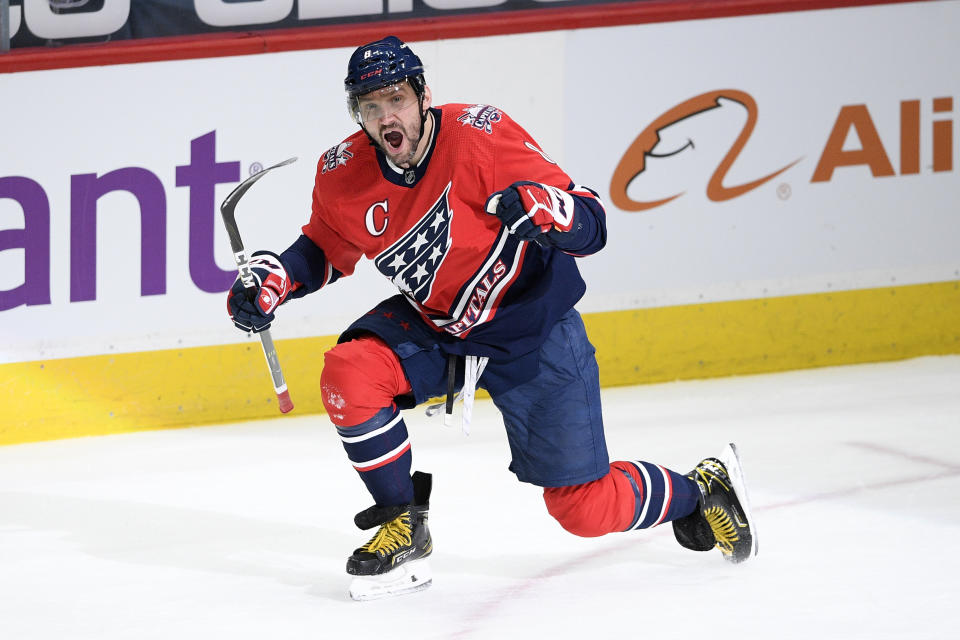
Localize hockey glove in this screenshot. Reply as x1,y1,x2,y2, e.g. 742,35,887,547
484,181,576,245
227,250,292,333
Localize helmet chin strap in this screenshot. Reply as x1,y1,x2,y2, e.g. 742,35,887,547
415,93,427,148
402,97,430,168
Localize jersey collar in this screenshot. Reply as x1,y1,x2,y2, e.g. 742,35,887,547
375,107,442,188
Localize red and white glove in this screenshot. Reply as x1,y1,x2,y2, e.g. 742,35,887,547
227,250,292,333
484,181,576,244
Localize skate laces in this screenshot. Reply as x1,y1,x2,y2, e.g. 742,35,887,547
694,459,731,494
704,505,738,556
695,459,739,556
360,512,413,557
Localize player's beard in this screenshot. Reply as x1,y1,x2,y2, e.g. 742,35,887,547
376,119,423,168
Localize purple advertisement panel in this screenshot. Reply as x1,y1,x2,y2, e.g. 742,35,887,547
0,130,240,312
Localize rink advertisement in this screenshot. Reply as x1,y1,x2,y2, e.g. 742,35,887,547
1,0,958,442
3,0,641,49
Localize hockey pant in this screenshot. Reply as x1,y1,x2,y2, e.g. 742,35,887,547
320,335,700,534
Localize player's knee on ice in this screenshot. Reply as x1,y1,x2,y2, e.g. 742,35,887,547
543,461,702,537
542,467,638,537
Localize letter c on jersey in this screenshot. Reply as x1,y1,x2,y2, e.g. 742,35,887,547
365,200,389,236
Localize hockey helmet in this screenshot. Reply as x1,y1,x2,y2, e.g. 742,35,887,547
344,36,426,100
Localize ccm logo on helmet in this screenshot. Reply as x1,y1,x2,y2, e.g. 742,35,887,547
361,69,383,81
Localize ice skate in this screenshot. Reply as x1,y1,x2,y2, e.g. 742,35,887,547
673,443,758,563
347,471,433,601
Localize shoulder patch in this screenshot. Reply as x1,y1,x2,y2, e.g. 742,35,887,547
321,142,355,174
457,104,503,135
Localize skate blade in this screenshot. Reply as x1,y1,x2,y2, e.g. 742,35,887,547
349,558,433,601
719,442,759,561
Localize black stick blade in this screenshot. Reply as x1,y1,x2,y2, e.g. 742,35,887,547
219,157,298,255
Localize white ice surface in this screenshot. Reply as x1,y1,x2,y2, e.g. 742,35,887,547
2,357,958,640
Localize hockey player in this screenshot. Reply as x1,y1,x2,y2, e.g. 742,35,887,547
227,36,757,600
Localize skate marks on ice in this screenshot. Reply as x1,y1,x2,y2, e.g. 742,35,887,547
761,441,960,511
0,356,958,639
443,439,960,640
0,489,355,597
437,358,960,640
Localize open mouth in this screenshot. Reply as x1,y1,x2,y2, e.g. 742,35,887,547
383,131,404,151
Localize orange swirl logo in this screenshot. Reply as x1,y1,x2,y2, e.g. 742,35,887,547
610,89,802,211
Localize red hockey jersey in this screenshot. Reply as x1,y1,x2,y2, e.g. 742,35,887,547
288,104,606,360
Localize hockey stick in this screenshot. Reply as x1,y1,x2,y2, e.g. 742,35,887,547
220,157,298,414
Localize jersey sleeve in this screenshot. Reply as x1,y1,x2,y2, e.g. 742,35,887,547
491,112,607,256
278,163,360,297
278,233,344,299
300,163,367,271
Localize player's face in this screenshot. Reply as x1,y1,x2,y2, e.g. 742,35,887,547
356,81,432,167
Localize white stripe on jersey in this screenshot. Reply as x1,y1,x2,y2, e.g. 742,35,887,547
464,240,525,331
439,227,511,327
322,261,334,288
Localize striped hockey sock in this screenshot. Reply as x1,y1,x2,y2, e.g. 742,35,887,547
337,405,413,506
613,460,700,531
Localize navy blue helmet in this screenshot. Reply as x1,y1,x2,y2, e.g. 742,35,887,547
344,36,426,99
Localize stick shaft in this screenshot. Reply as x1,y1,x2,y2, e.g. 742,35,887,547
233,252,294,414
257,327,294,413
219,158,298,414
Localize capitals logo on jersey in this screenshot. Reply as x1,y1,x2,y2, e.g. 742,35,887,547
374,182,453,302
457,104,503,135
321,142,355,174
